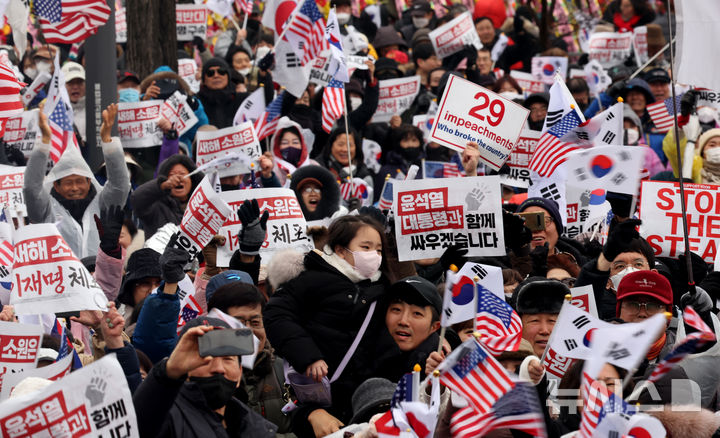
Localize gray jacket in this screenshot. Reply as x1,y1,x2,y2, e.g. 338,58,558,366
23,137,130,259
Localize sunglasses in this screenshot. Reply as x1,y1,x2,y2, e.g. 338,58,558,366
206,68,228,77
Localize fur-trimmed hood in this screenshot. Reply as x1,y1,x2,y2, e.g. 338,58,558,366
265,248,306,290
651,406,720,438
289,165,341,221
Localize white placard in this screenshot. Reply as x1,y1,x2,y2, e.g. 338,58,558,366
117,101,163,148
3,110,40,157
0,321,43,394
509,70,546,95
177,58,200,93
0,354,72,400
504,129,540,188
371,76,421,123
195,122,262,177
588,31,633,68
176,4,208,42
428,12,482,59
632,25,648,67
429,75,530,170
392,176,505,261
216,188,314,266
160,91,199,137
116,6,127,43
0,164,25,209
177,175,232,259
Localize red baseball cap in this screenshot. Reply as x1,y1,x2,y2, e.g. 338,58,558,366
616,270,672,317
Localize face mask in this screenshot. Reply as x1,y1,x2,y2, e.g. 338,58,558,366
350,96,362,111
337,12,351,25
118,88,140,103
625,128,640,145
24,67,37,80
255,46,271,62
237,67,251,76
189,375,237,410
430,86,439,96
400,146,421,162
412,17,430,28
281,147,302,165
705,147,720,163
36,61,51,75
346,248,382,279
610,266,640,290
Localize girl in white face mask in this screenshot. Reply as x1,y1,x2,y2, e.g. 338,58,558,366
698,129,720,184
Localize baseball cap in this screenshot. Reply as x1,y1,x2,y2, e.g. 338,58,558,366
117,70,141,85
643,67,671,84
410,0,432,16
616,270,672,316
61,61,85,82
389,276,442,314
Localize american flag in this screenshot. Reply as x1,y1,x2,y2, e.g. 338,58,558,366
377,177,394,210
648,306,715,383
283,0,328,65
391,372,416,408
439,339,515,414
177,295,203,332
0,59,23,137
451,382,547,438
578,371,609,438
0,239,12,267
34,0,111,44
647,94,682,134
423,160,463,178
322,78,345,133
51,318,83,369
47,98,75,163
254,91,286,141
529,110,584,177
340,177,370,201
475,285,523,356
235,0,253,14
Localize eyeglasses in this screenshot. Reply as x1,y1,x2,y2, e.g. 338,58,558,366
543,216,554,226
235,316,263,328
206,68,228,77
303,187,321,194
611,260,648,272
621,300,665,314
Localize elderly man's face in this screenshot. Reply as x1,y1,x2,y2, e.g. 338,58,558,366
54,174,91,200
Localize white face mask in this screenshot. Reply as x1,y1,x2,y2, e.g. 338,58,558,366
625,128,640,145
412,17,430,28
350,96,362,111
698,106,718,124
610,266,641,290
337,12,351,25
237,67,251,76
254,46,271,63
704,147,720,163
24,67,37,80
36,61,51,74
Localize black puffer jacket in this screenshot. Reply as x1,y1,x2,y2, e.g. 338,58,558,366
130,154,204,238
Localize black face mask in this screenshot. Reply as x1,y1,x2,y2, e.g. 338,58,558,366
399,147,421,162
189,375,237,410
527,118,544,131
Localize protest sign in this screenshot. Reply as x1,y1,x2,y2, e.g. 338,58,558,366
531,56,568,85
3,110,39,157
588,32,633,68
177,58,200,93
176,4,207,42
216,188,314,266
564,183,612,240
509,71,546,94
21,71,51,107
117,101,162,148
570,284,598,319
393,176,505,261
10,224,108,315
371,76,421,123
195,122,262,177
639,181,720,263
309,50,334,87
0,321,43,390
695,88,720,112
429,75,530,170
160,91,199,137
0,354,72,400
0,355,139,437
504,129,540,187
0,222,12,302
177,175,232,259
0,165,25,209
632,26,648,67
115,6,127,43
428,12,481,59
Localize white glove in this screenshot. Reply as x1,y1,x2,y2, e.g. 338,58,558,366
683,114,702,143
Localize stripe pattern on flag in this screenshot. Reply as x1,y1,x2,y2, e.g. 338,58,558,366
235,0,253,14
378,178,394,210
284,0,328,65
321,78,344,133
475,287,523,356
35,0,111,44
647,94,682,134
578,371,610,438
254,91,286,141
48,100,74,163
0,59,24,136
529,110,583,177
0,240,13,266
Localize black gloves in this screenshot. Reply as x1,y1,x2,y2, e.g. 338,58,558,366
94,205,124,259
237,199,270,255
680,89,699,117
602,218,642,263
502,209,532,254
160,233,190,283
530,243,549,277
257,51,274,72
193,36,206,53
439,244,468,271
606,80,627,100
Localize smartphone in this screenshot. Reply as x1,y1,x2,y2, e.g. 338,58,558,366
198,328,255,357
516,211,545,232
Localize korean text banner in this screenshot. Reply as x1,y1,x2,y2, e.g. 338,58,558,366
640,181,720,263
216,188,314,266
10,224,108,315
504,129,540,187
0,321,43,383
429,75,530,171
176,4,207,42
393,176,505,261
588,32,633,68
0,354,72,400
178,175,232,259
371,76,421,123
0,164,25,209
195,122,262,177
428,12,481,59
117,101,163,148
0,355,139,437
3,110,39,157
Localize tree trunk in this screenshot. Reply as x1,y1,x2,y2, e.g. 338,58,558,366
126,0,177,78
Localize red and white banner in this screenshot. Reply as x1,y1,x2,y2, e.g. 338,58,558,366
115,6,127,43
176,4,208,42
216,188,314,266
429,75,530,170
117,101,162,148
640,181,720,263
0,356,139,436
510,71,546,95
160,91,199,136
195,122,262,177
0,165,25,209
371,76,421,123
588,32,633,68
0,354,72,401
3,110,40,157
177,175,232,259
504,129,540,187
632,26,648,67
0,321,43,393
177,58,200,94
393,176,505,261
428,12,482,59
10,224,108,315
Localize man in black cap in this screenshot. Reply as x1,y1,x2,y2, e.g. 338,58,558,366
383,276,442,353
133,317,277,437
644,67,671,102
512,277,570,358
523,92,549,131
400,0,435,46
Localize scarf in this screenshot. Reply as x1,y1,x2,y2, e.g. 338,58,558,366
51,184,97,227
702,160,720,184
613,12,641,32
646,332,667,361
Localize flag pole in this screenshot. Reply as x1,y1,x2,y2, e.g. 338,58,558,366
341,84,355,197
627,38,675,81
665,0,694,286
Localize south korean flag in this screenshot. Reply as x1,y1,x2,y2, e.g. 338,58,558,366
565,145,645,196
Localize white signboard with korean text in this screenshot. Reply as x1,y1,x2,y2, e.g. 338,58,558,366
3,110,39,157
195,122,262,177
371,76,421,123
428,12,482,59
160,91,199,137
117,101,162,148
504,129,540,188
176,4,208,42
177,176,232,260
0,165,25,209
588,32,633,68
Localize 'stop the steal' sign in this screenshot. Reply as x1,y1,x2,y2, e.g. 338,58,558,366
429,75,530,170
